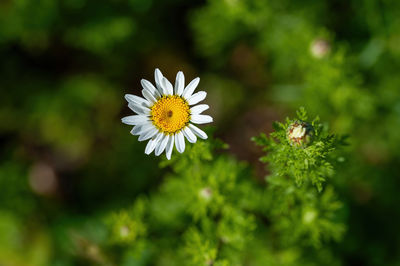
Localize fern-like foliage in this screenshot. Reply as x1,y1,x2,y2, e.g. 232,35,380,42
102,109,347,264
253,107,347,191
253,107,347,248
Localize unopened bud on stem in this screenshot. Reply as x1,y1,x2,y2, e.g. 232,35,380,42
287,121,314,146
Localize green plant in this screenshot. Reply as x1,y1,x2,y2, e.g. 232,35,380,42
101,108,346,265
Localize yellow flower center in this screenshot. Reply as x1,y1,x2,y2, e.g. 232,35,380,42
151,95,190,134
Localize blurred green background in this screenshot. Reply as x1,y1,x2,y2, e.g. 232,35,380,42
1,0,400,265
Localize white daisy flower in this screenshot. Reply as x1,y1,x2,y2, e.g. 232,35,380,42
122,68,213,160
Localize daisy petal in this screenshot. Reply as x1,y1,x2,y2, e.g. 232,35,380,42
182,77,200,99
155,134,169,156
174,71,185,96
141,79,161,99
189,124,208,139
130,123,153,135
165,135,174,160
125,94,150,107
191,114,213,124
128,103,150,115
145,133,163,155
188,91,207,105
175,131,185,153
162,77,174,96
138,127,158,142
183,126,197,143
145,139,156,155
142,89,157,104
130,126,141,135
190,104,209,115
154,68,164,94
122,115,149,125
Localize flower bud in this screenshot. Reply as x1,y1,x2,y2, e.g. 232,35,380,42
310,38,331,59
302,208,318,224
287,121,314,146
199,187,212,201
